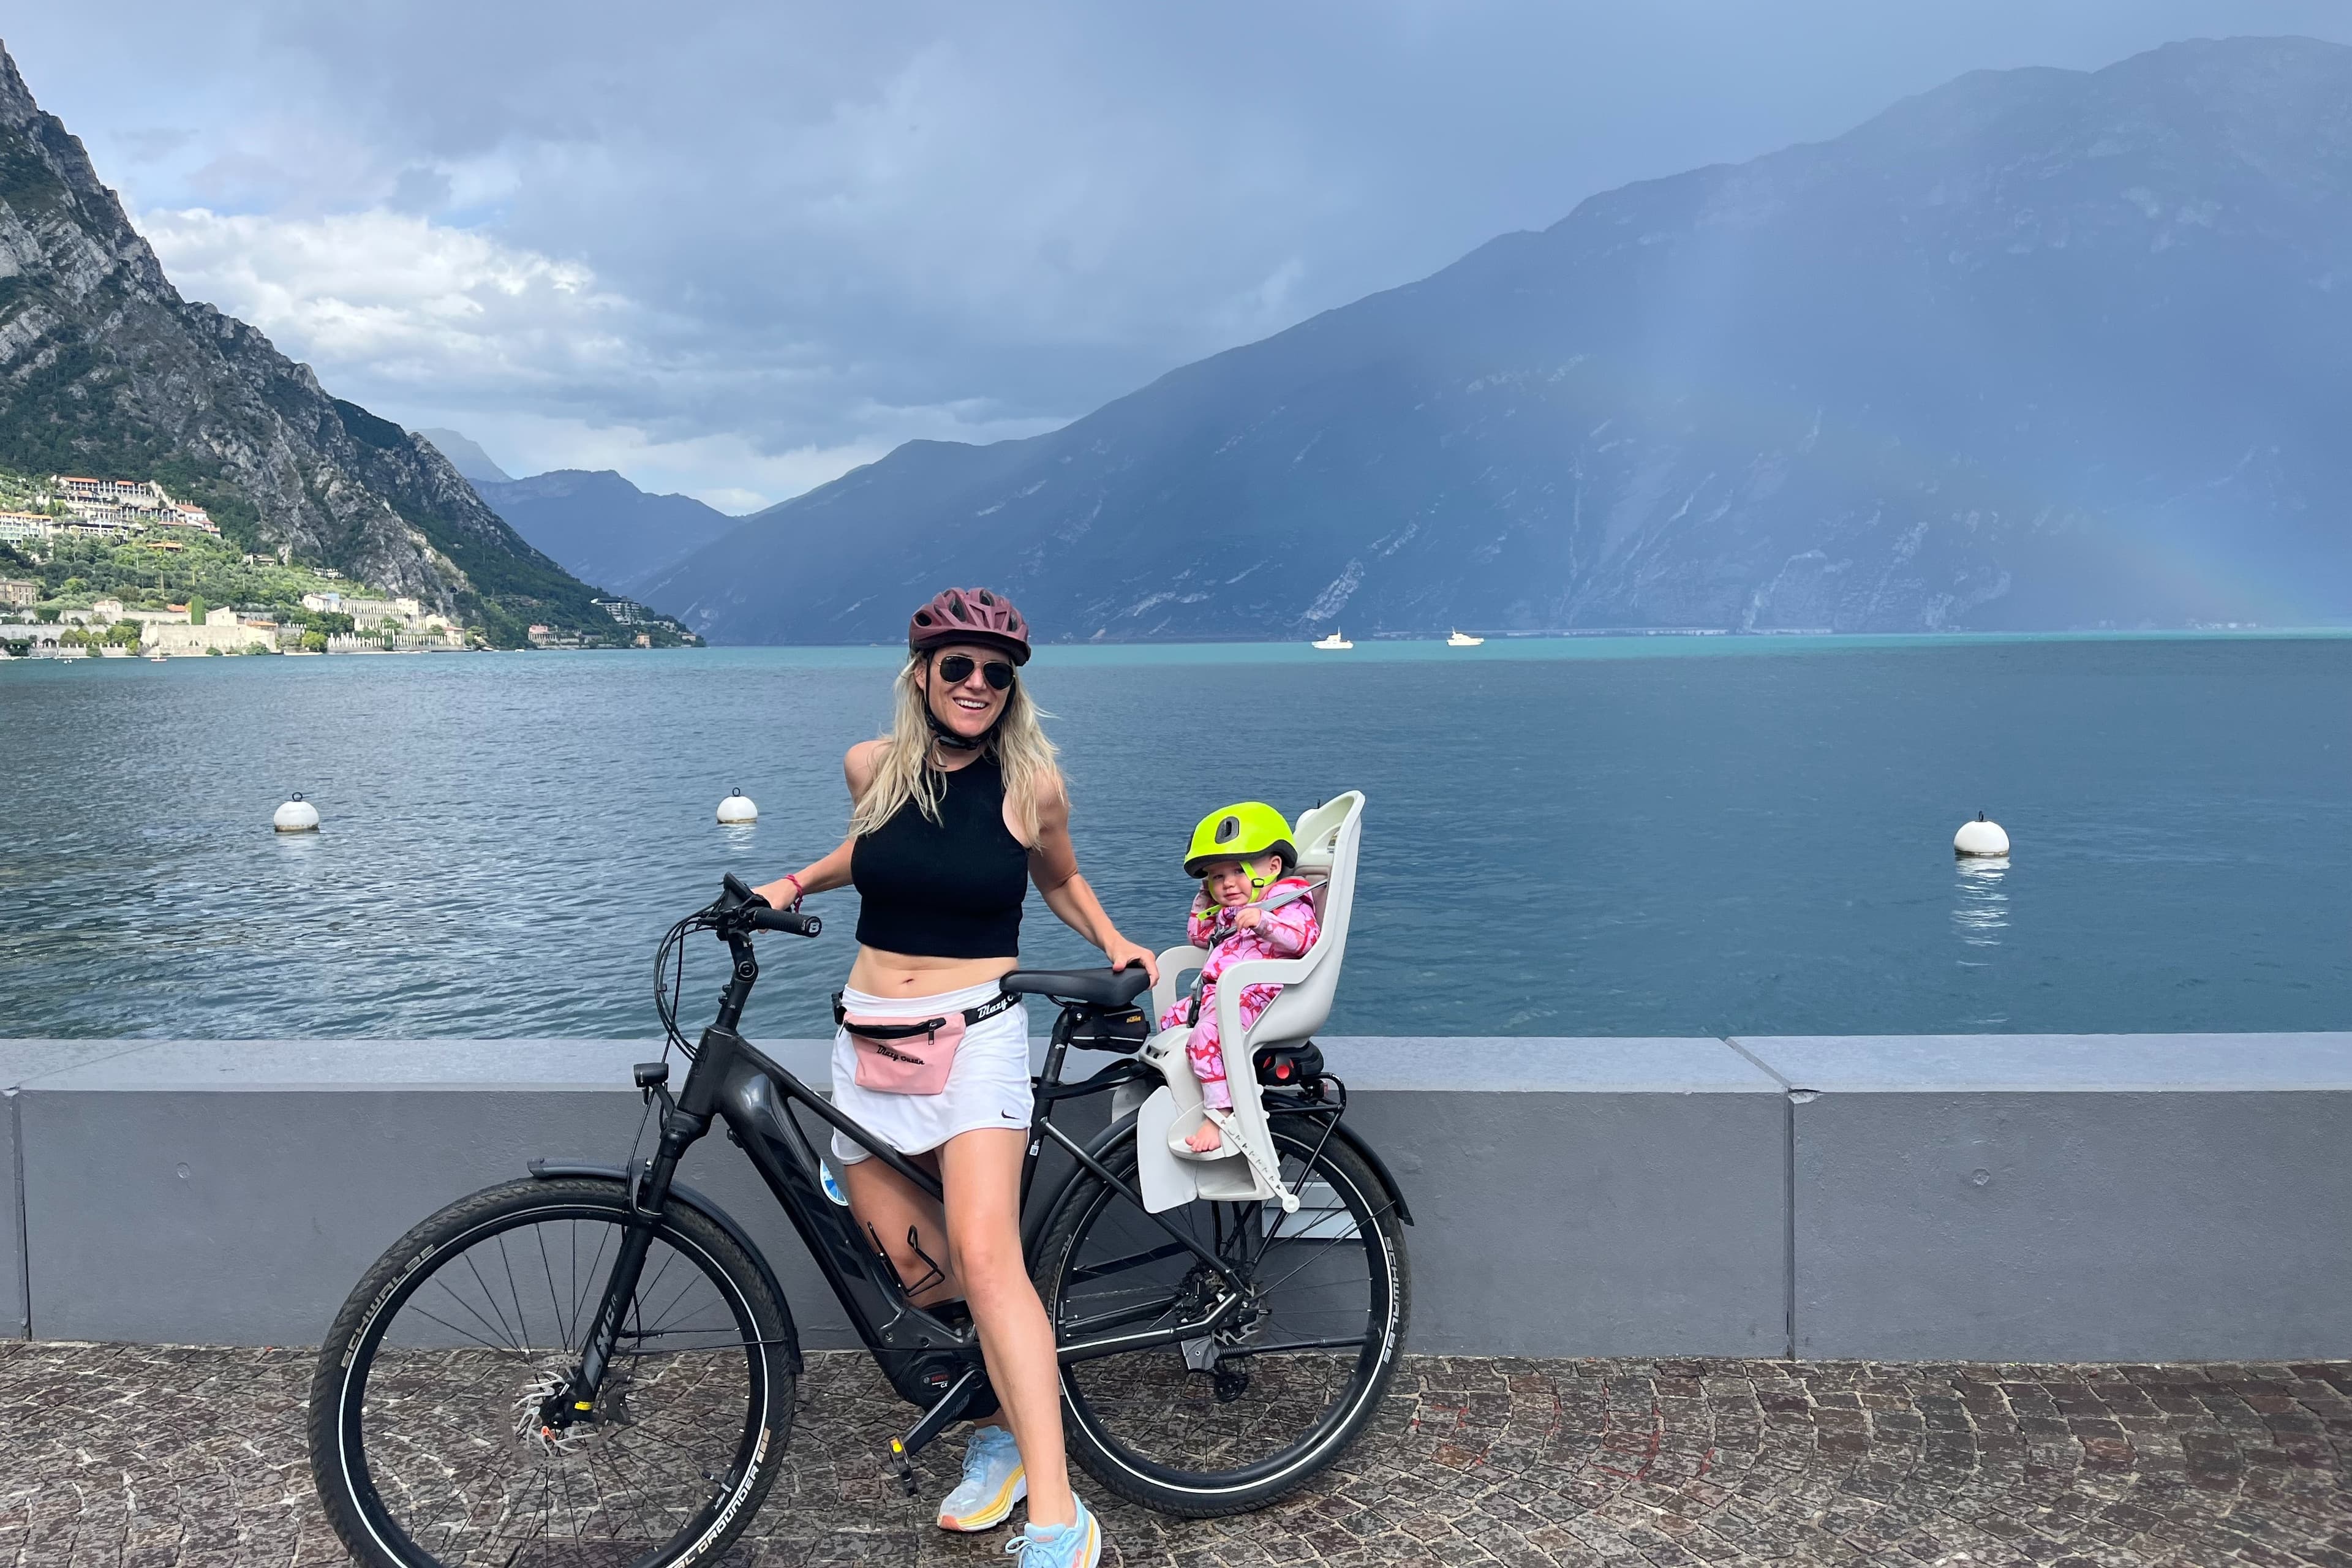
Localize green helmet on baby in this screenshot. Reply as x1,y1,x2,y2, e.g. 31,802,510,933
1183,801,1298,885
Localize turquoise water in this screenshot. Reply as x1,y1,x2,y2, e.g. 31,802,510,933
2,633,2346,1040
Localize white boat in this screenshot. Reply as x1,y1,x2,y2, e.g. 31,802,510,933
147,651,168,662
1311,629,1352,650
1447,630,1484,647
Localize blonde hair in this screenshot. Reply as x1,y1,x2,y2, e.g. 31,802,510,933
850,654,1061,845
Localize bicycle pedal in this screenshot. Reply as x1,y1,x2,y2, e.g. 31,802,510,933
888,1437,918,1496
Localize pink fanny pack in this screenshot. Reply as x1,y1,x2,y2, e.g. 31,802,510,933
834,989,1020,1095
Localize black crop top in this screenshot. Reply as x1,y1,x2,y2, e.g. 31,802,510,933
851,752,1030,959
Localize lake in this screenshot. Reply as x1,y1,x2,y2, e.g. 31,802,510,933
2,635,2345,1042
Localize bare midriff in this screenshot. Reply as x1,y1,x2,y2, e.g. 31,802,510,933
846,946,1019,1000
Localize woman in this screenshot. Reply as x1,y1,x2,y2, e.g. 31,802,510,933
755,586,1152,1568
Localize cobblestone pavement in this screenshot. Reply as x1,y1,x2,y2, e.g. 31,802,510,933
0,1342,2345,1566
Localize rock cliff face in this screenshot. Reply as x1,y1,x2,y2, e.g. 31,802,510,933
647,36,2352,643
0,46,612,644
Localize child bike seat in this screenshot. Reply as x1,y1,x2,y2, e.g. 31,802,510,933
1131,792,1366,1213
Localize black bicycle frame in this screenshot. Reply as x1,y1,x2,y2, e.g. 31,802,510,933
552,924,1269,1450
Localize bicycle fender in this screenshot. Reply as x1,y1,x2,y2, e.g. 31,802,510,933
526,1160,804,1371
1324,1120,1414,1226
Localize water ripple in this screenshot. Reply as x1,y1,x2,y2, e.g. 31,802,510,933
3,637,2347,1039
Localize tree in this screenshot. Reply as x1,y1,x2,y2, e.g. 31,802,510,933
186,594,208,625
300,630,328,653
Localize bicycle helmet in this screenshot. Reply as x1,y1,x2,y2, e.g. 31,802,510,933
1184,802,1297,879
909,587,1032,666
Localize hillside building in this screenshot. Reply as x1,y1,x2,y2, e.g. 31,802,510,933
594,597,650,626
1,578,36,608
50,476,219,537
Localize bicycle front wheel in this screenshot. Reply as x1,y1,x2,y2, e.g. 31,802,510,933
1033,1117,1409,1517
308,1177,793,1568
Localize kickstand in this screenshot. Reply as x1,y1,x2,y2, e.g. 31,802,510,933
887,1365,982,1496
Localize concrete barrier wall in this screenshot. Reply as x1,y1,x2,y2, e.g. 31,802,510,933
1736,1034,2352,1362
3,1033,2347,1360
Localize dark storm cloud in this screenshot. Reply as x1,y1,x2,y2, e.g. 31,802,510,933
9,1,2350,505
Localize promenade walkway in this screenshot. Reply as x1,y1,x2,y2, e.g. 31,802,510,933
1,1344,2343,1566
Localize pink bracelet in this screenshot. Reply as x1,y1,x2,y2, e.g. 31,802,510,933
782,873,804,908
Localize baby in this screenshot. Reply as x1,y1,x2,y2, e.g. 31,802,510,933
1160,802,1321,1153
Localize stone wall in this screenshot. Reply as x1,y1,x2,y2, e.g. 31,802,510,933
2,1033,2346,1358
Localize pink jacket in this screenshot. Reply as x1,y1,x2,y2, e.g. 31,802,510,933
1157,878,1321,1033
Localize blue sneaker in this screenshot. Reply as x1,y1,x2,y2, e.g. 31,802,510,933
938,1425,1026,1532
1004,1495,1100,1566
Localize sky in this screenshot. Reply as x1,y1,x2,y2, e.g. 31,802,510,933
11,2,2352,512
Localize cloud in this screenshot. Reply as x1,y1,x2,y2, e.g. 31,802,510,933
139,203,1058,505
15,0,2352,503
140,207,619,391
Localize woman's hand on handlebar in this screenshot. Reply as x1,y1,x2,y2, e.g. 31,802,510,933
750,876,802,911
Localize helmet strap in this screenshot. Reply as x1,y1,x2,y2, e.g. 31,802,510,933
921,654,998,755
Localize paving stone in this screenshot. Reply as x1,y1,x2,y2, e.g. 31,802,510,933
1,1346,2348,1565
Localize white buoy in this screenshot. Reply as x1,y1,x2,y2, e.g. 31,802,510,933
1953,812,2009,858
273,793,320,834
716,789,758,826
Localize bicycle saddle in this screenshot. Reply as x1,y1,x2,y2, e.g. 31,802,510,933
1000,967,1152,1009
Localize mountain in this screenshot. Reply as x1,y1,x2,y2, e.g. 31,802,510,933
469,469,740,597
418,428,512,484
646,36,2352,643
0,47,617,647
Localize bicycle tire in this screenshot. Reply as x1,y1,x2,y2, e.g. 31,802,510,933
307,1177,793,1568
1031,1118,1409,1517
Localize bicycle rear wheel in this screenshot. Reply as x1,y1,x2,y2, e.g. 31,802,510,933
1032,1118,1409,1517
308,1177,792,1568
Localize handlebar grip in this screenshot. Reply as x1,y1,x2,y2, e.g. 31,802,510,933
748,906,820,937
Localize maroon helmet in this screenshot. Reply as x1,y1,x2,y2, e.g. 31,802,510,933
908,586,1032,666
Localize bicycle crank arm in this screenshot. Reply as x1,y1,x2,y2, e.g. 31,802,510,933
887,1366,986,1494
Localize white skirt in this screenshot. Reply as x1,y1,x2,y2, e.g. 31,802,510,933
829,978,1033,1164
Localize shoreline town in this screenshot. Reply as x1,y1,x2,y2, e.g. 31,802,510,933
0,469,676,658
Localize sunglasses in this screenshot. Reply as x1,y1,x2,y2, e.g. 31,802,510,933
935,653,1016,691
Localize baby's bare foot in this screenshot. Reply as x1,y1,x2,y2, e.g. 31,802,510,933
1186,1120,1224,1153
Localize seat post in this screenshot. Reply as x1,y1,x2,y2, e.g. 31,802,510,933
1021,1008,1077,1206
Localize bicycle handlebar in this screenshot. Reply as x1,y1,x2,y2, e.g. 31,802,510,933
747,904,821,936
716,871,821,938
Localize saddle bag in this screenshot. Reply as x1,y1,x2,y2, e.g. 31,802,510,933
834,989,1020,1095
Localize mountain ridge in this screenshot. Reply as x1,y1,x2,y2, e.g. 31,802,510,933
647,34,2352,643
469,467,740,597
419,428,513,484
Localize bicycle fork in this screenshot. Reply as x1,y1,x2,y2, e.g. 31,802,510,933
537,1090,710,1438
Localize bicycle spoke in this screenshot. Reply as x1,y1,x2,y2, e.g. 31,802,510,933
461,1252,526,1351
534,1227,569,1354
337,1200,776,1568
1046,1125,1398,1495
399,1303,537,1357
